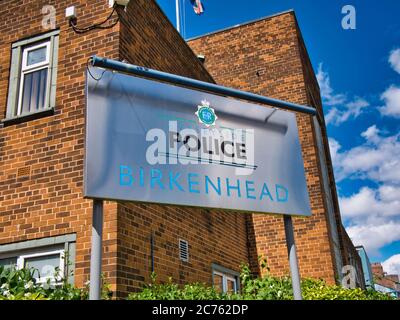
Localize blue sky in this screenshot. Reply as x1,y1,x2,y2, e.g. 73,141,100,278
158,0,400,275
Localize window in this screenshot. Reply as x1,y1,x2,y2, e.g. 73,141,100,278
5,30,59,120
0,246,64,284
0,234,75,285
213,271,238,293
18,41,51,115
213,272,224,292
0,257,17,269
212,265,239,294
21,249,65,284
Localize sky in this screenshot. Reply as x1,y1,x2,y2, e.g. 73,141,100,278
157,0,400,276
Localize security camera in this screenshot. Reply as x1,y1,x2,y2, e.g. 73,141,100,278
109,0,130,8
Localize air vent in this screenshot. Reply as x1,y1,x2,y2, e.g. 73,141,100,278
179,239,189,262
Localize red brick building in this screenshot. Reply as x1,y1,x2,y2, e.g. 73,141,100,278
0,0,363,298
372,263,400,294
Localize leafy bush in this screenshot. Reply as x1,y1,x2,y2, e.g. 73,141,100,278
0,265,112,300
1,261,393,300
128,263,394,301
0,266,48,300
239,262,392,300
128,273,224,300
83,275,114,300
301,278,392,300
237,263,294,300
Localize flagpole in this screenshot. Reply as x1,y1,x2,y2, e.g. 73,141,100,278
182,0,186,38
175,0,180,33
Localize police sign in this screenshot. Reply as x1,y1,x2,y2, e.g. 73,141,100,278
84,67,311,216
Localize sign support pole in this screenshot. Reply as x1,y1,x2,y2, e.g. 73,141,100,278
89,199,104,300
284,215,303,300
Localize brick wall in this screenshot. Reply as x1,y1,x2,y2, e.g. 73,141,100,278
0,0,121,291
118,0,214,82
0,0,250,298
188,11,343,282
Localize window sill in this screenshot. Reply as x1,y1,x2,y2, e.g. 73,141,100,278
1,108,54,127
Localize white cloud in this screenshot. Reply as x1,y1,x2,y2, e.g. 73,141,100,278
316,64,369,125
346,222,400,256
380,85,400,118
339,183,400,256
340,184,400,256
332,126,400,255
319,48,400,123
382,254,400,276
329,127,400,184
328,138,341,165
379,185,400,202
389,48,400,74
377,49,400,117
325,97,369,126
316,63,347,106
361,125,381,144
340,186,400,220
325,47,400,256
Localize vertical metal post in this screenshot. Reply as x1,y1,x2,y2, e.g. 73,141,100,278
150,231,155,273
175,0,180,33
89,199,104,300
284,215,303,300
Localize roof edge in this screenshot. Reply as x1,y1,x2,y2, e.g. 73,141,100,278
186,9,295,42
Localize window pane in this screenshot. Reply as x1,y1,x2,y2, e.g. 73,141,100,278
227,278,236,293
213,273,224,293
0,257,17,269
24,253,60,279
21,68,48,114
27,46,47,66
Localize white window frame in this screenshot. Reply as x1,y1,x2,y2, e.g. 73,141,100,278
213,270,238,293
22,41,51,72
17,41,51,116
19,249,64,284
225,274,238,292
0,247,65,285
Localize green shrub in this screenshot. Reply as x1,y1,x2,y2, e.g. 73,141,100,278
128,273,224,300
1,262,393,300
0,265,112,300
240,262,392,300
0,266,48,300
301,278,392,300
128,263,394,301
238,263,294,300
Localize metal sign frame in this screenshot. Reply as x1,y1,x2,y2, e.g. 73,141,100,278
86,56,317,300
